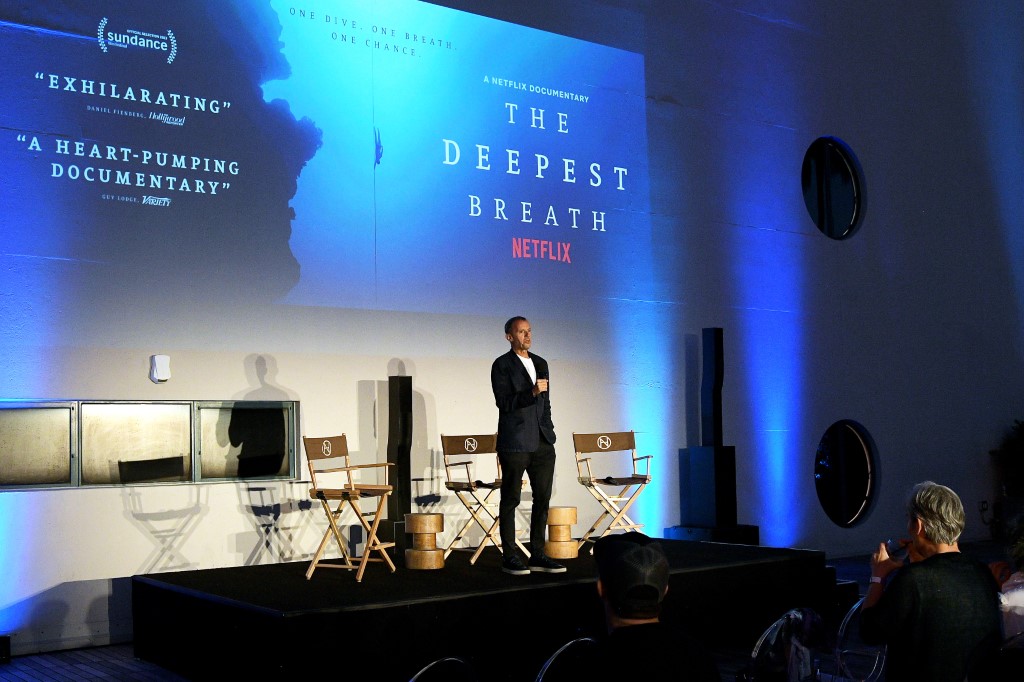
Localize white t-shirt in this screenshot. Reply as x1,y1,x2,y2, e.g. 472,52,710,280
516,354,537,384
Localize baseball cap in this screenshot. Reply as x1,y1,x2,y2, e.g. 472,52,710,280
593,532,670,618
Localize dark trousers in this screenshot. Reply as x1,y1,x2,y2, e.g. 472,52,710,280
498,439,555,557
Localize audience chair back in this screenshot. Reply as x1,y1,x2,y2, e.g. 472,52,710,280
741,607,827,682
440,433,530,563
534,636,597,681
408,655,478,682
302,434,396,582
571,430,652,550
833,596,886,682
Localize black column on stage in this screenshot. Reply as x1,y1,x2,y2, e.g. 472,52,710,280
667,327,759,544
701,327,724,449
698,327,736,528
384,375,412,565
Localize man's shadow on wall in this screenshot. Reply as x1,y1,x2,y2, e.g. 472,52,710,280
228,354,293,477
218,355,311,564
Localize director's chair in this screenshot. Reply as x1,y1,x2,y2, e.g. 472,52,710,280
572,431,652,551
302,434,396,582
440,433,530,563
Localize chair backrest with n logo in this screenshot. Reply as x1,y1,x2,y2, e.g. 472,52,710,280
301,433,395,582
572,430,652,551
440,433,529,563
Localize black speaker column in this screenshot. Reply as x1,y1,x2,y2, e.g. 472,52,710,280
384,375,412,564
666,328,759,544
701,327,724,449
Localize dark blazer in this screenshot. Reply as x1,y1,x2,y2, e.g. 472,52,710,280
491,349,556,452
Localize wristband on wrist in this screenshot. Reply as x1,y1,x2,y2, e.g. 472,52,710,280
869,576,883,584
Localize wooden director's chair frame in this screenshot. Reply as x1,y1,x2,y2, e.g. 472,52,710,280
440,433,530,563
302,434,396,582
572,430,652,551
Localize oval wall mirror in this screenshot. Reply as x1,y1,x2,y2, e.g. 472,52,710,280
802,137,864,240
814,419,876,527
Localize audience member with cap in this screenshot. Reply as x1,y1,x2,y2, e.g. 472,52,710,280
585,531,721,681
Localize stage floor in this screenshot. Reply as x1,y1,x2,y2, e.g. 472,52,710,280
132,539,847,680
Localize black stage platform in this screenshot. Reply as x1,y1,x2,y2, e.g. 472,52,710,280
132,540,849,681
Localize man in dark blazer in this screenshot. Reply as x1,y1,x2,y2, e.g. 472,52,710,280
491,316,566,575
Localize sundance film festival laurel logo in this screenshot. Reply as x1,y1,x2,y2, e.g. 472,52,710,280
97,17,177,64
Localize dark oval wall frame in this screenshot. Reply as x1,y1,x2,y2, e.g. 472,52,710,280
802,137,865,240
814,419,877,527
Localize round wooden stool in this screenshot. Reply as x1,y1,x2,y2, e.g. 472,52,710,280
544,506,578,560
405,513,445,570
